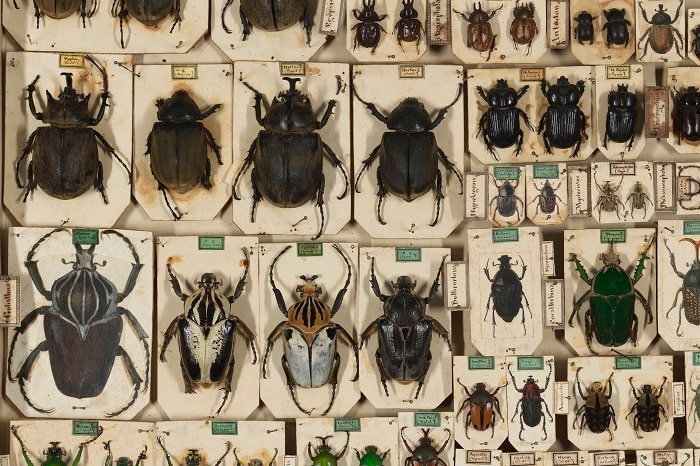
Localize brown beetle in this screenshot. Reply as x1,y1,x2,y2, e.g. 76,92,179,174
454,2,504,61
352,0,387,53
510,2,538,54
456,379,506,438
394,0,424,51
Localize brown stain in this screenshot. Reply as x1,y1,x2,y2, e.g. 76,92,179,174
167,255,183,266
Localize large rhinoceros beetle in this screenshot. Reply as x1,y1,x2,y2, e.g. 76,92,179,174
454,2,504,61
221,0,312,45
353,84,464,226
103,441,147,466
233,77,349,241
12,425,104,466
160,248,258,415
157,437,231,466
673,86,700,144
400,428,451,466
637,0,684,59
15,56,131,204
12,0,96,28
146,90,223,220
352,0,387,53
7,228,149,417
111,0,182,48
603,84,637,151
537,76,587,157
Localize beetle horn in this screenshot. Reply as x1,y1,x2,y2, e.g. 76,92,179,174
435,429,451,454
680,238,700,261
282,77,301,95
61,72,74,89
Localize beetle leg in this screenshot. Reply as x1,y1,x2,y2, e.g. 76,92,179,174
32,1,40,28
430,170,445,227
360,319,379,349
262,321,287,378
203,126,223,165
104,346,142,417
233,138,257,200
280,353,312,415
240,8,253,40
430,83,463,129
318,352,341,415
376,167,388,225
21,160,36,202
425,255,447,302
94,161,108,204
321,142,349,200
633,286,653,325
354,144,381,193
301,4,312,45
92,130,132,184
317,100,338,129
427,316,452,351
17,340,56,413
568,289,590,328
199,157,213,190
221,0,235,33
353,86,390,124
368,257,390,301
15,129,38,189
116,306,150,390
335,324,359,382
8,306,50,382
166,264,189,302
436,147,464,194
329,245,352,317
638,29,651,59
233,315,259,364
214,442,232,466
672,27,684,58
250,168,264,222
312,173,326,240
169,0,182,33
584,310,599,354
159,317,180,363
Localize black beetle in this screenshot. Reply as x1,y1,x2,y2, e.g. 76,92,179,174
508,360,554,441
394,0,424,51
353,84,464,226
476,79,533,160
454,2,504,61
538,76,587,157
13,425,104,466
626,376,668,437
626,181,651,219
488,173,524,225
7,228,149,417
158,436,231,466
221,0,312,45
510,2,538,54
573,368,617,440
456,378,506,438
13,0,96,28
673,86,700,144
483,255,532,336
15,56,131,204
663,237,700,336
159,249,258,415
146,90,222,220
233,77,349,241
573,11,595,44
360,256,452,398
529,179,563,217
400,428,450,466
602,8,631,47
603,84,637,151
111,0,181,48
352,0,387,53
637,0,684,59
103,440,148,466
692,25,700,58
689,374,700,427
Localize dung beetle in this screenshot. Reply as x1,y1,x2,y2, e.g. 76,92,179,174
12,425,104,466
626,376,668,437
353,84,464,227
529,179,563,217
263,244,359,415
355,446,388,466
394,0,424,51
602,8,631,46
538,76,587,157
222,0,312,45
233,447,278,466
476,79,533,159
637,0,684,59
146,89,223,220
159,249,258,415
360,256,452,398
508,360,554,441
12,0,96,28
663,237,700,336
593,176,624,221
352,0,387,53
568,241,654,354
309,433,349,466
626,181,651,219
233,77,349,241
573,368,617,440
573,11,595,44
103,441,147,466
15,56,131,204
456,378,506,438
454,2,504,61
157,436,231,466
692,25,700,58
7,228,149,417
488,173,524,225
510,2,538,53
603,84,637,151
483,255,532,336
400,428,450,466
673,86,700,144
111,0,182,48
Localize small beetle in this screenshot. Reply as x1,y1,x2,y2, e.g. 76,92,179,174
159,249,258,415
263,244,359,415
233,77,349,241
233,447,278,466
355,446,388,466
603,84,637,151
528,179,563,218
573,368,617,440
663,237,700,336
456,379,506,438
394,0,424,51
353,84,464,227
484,255,532,336
454,2,504,61
692,25,700,58
637,1,684,59
146,90,223,220
673,86,700,144
15,56,131,204
352,0,387,53
13,426,103,466
103,441,147,466
538,76,588,157
593,177,624,221
221,0,311,45
678,165,700,210
510,2,538,53
626,181,651,219
309,434,349,466
508,361,554,441
489,173,524,225
400,428,451,466
602,8,631,47
111,0,181,48
626,376,668,437
361,256,451,398
157,437,231,466
574,11,595,44
13,0,96,28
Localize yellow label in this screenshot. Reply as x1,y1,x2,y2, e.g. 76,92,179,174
399,65,425,79
520,68,545,81
171,65,198,79
59,54,85,68
606,65,631,79
280,62,306,76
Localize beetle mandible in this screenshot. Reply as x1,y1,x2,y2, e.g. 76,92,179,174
673,86,700,144
663,237,700,336
454,2,504,61
400,428,451,466
593,176,625,221
13,0,96,28
603,84,637,151
394,0,424,51
537,76,588,157
510,2,538,53
233,447,278,466
157,436,231,466
483,254,532,336
528,179,563,218
309,433,349,466
637,0,684,59
355,446,388,466
488,172,524,225
602,8,631,47
573,368,617,440
103,441,147,466
626,181,651,219
573,11,595,44
626,376,668,437
12,425,103,466
351,0,387,53
456,379,506,438
222,0,311,44
111,0,182,48
508,360,554,441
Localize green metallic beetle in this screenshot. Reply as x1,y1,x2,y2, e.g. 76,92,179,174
308,433,349,466
354,446,388,466
103,441,147,466
12,425,103,466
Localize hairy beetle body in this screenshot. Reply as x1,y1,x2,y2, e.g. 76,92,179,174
573,369,617,439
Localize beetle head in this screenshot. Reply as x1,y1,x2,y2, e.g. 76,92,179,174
387,98,432,132
680,87,700,107
65,243,100,271
600,243,621,267
44,442,66,459
399,0,419,19
608,84,637,110
156,90,204,123
43,72,93,126
116,458,134,466
603,8,626,21
485,80,521,108
264,78,317,132
297,275,322,298
196,272,221,290
513,2,535,18
575,11,594,23
497,255,513,268
393,276,417,291
545,76,585,106
356,0,382,21
641,384,653,393
185,449,202,466
590,381,604,393
650,4,671,24
474,382,487,390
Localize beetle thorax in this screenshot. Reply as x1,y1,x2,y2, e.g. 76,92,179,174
604,8,626,21
681,88,700,106
43,73,93,127
513,3,535,18
547,78,583,106
185,450,201,466
297,276,322,299
264,82,317,132
387,99,432,132
590,381,604,393
409,442,440,466
487,84,519,109
466,3,490,23
651,5,671,23
156,90,204,123
44,443,65,460
185,286,229,329
393,276,417,291
600,245,621,267
116,458,134,466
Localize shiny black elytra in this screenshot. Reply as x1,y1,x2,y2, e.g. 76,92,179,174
573,11,595,44
400,428,451,466
537,76,587,157
483,255,532,336
603,84,637,151
111,0,182,49
352,0,387,53
673,86,700,144
221,0,312,45
13,0,96,28
508,361,554,441
602,8,631,47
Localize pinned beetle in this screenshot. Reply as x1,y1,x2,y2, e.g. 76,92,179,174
222,0,311,44
103,440,147,466
529,179,563,218
573,368,617,440
626,376,668,437
593,176,624,221
663,237,700,336
309,434,349,466
626,181,652,219
13,425,103,466
233,447,278,466
355,446,388,466
13,0,96,28
456,379,506,438
692,25,700,58
488,172,524,225
602,8,631,47
673,86,700,144
574,11,595,44
394,0,424,51
352,0,387,52
603,84,637,151
454,2,504,61
483,254,532,336
508,360,554,441
111,0,182,48
538,76,587,157
158,436,231,466
637,0,684,59
510,2,538,53
400,428,451,466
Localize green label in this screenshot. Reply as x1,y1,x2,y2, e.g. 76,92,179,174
493,166,520,180
297,243,323,256
396,248,421,262
600,229,626,243
414,412,441,427
492,228,519,243
468,356,495,370
72,421,99,436
517,356,544,371
533,164,559,179
693,352,700,366
198,236,224,250
72,229,99,245
615,356,642,369
684,221,700,235
334,418,361,432
211,421,238,435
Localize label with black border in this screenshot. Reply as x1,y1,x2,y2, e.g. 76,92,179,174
414,412,441,427
298,243,323,256
396,248,421,262
211,421,238,435
72,420,99,436
0,276,20,327
59,54,85,68
199,236,225,250
334,418,361,432
73,229,99,245
280,62,306,76
171,65,198,79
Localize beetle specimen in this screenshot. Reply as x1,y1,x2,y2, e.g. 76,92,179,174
538,76,587,157
233,447,278,466
309,434,349,466
360,256,451,398
603,84,637,151
626,376,668,437
355,446,388,466
353,84,464,227
476,79,533,159
573,368,617,440
593,176,625,221
454,2,504,61
7,228,149,416
221,0,312,44
400,428,451,466
489,173,524,225
352,0,387,53
529,179,563,218
678,165,700,210
508,361,553,440
158,436,231,466
568,241,654,354
111,0,182,48
103,441,147,466
663,237,700,336
602,8,631,46
160,248,258,415
510,2,538,53
692,25,700,58
263,244,359,415
146,90,222,220
626,181,652,219
233,77,349,240
13,425,103,466
483,255,532,336
456,378,506,438
574,11,595,44
637,0,684,59
394,0,424,51
12,0,96,28
689,373,700,427
673,86,700,144
15,56,131,204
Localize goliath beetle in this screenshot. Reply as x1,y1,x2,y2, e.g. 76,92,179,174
454,2,504,61
663,237,700,336
309,433,349,466
692,25,700,58
626,376,668,437
12,0,96,28
476,79,533,159
157,437,231,466
400,428,450,466
222,0,312,44
488,173,524,225
689,373,700,427
568,241,653,354
538,76,588,157
353,83,464,227
593,176,624,221
602,8,631,46
233,448,278,466
603,84,637,151
146,90,223,220
574,11,595,44
394,0,424,51
626,181,651,219
352,0,387,53
15,56,131,204
508,361,554,441
673,86,700,144
7,228,149,417
528,179,563,218
160,248,258,415
510,2,538,53
12,425,103,466
573,368,617,440
637,1,684,59
103,441,147,466
111,0,181,48
360,256,451,398
355,446,388,466
456,378,506,438
263,244,359,415
483,255,532,336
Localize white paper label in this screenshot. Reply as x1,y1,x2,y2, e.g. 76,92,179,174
654,162,676,211
0,276,20,327
673,382,686,417
284,456,296,466
553,453,580,466
542,241,555,276
509,454,536,466
555,381,570,414
548,1,569,48
592,453,620,466
568,166,590,217
544,279,564,328
610,162,636,176
427,0,451,44
444,262,468,310
466,172,487,219
0,455,9,466
319,0,342,34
